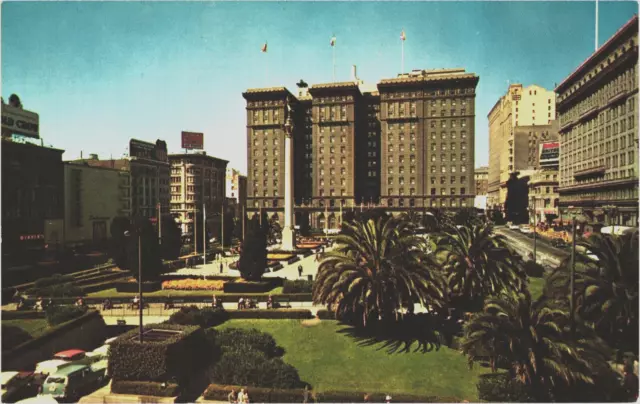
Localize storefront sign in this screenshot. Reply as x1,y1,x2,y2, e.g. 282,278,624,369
181,131,204,150
129,139,168,162
539,142,559,166
1,104,39,139
20,234,44,241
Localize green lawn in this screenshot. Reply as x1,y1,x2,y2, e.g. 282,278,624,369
217,319,487,400
3,319,49,338
529,276,545,300
87,286,284,298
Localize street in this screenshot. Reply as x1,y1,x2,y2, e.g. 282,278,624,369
495,227,570,267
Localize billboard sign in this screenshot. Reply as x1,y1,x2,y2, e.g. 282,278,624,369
181,131,204,150
129,139,156,160
1,104,40,139
539,142,559,167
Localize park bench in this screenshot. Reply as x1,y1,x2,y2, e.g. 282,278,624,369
274,297,291,308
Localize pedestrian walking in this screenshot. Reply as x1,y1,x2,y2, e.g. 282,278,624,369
228,388,237,403
220,262,224,274
298,264,303,278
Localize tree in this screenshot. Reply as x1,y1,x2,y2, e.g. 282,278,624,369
401,209,423,231
313,215,445,326
423,208,452,233
160,215,182,260
505,172,529,224
238,215,267,281
110,216,131,269
546,231,639,355
453,207,481,227
461,291,612,401
127,216,163,281
435,223,525,312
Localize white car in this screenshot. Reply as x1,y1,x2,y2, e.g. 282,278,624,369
520,226,533,234
34,360,71,377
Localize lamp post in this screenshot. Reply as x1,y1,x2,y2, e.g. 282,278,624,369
528,198,538,263
124,230,143,342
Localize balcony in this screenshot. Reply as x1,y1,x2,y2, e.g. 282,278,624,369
573,165,606,180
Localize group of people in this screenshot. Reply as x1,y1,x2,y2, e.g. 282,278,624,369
237,297,257,310
227,388,250,403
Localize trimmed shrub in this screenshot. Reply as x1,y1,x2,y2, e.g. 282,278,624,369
1,310,45,320
477,373,535,402
29,283,83,298
111,380,180,397
45,305,88,326
114,280,162,293
108,323,209,385
223,279,281,294
208,349,302,389
283,279,313,294
315,309,336,320
214,328,282,358
167,306,230,328
2,324,34,351
202,384,460,403
228,309,313,320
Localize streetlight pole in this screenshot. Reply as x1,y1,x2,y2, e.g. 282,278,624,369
124,230,143,343
569,215,577,339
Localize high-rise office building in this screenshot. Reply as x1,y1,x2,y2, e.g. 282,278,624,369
487,84,558,208
556,15,638,226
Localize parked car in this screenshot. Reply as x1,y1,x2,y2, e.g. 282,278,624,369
52,350,86,362
507,222,520,230
34,361,72,378
40,364,101,402
519,226,533,234
1,371,38,403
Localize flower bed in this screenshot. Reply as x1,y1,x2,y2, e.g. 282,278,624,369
162,279,225,291
296,243,322,249
267,253,296,261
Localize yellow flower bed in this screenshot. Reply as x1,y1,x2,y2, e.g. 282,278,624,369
162,279,225,291
297,244,322,249
267,253,295,260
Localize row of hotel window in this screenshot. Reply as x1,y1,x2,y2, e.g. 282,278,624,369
562,118,635,153
562,149,635,168
389,176,469,185
250,198,472,208
559,67,636,118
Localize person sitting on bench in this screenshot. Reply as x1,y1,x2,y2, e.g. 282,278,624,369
164,295,174,309
267,295,273,309
132,295,140,309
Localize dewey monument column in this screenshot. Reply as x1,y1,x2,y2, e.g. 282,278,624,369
281,99,296,251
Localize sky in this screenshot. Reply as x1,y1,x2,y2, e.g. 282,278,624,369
2,1,638,173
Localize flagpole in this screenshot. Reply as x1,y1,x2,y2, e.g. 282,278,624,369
332,45,336,82
401,38,405,74
595,0,599,51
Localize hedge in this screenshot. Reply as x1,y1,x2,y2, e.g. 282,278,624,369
160,274,230,282
166,306,230,328
2,324,34,352
45,305,88,326
33,274,75,289
115,280,162,293
223,279,283,294
282,279,313,294
1,310,46,320
27,283,84,298
477,373,535,402
203,384,304,403
228,309,313,320
315,309,335,320
111,380,180,397
523,261,545,278
202,384,461,403
79,277,131,294
108,323,209,385
71,271,129,287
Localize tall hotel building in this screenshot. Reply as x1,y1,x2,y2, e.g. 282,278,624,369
556,16,638,226
243,68,479,229
487,84,558,209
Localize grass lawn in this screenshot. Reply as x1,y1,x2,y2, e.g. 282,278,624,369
87,286,284,298
528,276,545,300
3,319,49,338
217,319,488,400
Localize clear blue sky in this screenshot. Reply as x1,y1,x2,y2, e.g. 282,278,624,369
2,1,637,172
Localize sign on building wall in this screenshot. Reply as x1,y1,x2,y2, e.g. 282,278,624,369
129,139,168,162
539,142,559,166
1,104,40,139
181,131,204,150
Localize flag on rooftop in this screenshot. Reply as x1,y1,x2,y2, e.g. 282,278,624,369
261,42,268,53
401,30,406,41
330,35,336,47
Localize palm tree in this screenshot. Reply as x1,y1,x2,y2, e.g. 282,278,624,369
435,223,525,310
313,215,445,326
400,209,423,231
546,231,639,354
462,291,612,399
423,208,452,232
